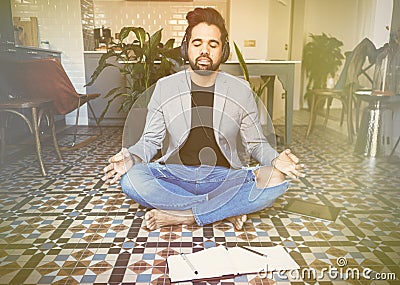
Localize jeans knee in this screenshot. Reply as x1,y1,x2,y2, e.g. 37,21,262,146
120,172,153,208
120,174,130,194
120,173,136,198
249,181,288,210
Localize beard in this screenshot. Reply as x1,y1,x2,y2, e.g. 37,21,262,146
189,55,221,75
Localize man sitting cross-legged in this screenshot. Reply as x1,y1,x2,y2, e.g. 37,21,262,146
102,7,305,230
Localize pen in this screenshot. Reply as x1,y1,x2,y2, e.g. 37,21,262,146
239,246,268,258
180,253,198,275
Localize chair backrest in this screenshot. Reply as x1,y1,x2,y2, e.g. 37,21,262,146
12,58,80,115
335,38,378,91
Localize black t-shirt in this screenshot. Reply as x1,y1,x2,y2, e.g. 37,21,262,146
165,81,230,168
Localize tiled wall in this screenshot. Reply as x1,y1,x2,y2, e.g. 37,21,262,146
11,0,88,124
93,0,228,48
81,0,95,51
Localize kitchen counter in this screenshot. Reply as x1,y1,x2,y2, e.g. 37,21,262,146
84,50,109,54
15,45,61,54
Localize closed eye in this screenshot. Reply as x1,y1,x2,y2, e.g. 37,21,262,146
192,39,202,47
191,39,220,48
210,42,219,48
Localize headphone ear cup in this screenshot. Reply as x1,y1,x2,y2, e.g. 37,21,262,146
180,41,189,61
221,42,230,63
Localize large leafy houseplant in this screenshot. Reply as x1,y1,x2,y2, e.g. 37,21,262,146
85,27,183,121
233,42,278,147
302,33,344,90
233,42,271,97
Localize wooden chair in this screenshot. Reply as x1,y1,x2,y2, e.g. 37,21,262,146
0,98,62,176
306,38,377,143
0,58,100,175
10,58,101,149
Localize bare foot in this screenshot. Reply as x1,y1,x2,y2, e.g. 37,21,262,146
254,166,285,188
144,209,195,231
226,214,247,230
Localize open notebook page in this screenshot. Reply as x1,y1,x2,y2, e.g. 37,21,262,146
244,246,300,271
227,247,268,275
168,246,237,282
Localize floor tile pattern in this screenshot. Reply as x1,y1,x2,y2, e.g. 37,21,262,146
0,119,399,284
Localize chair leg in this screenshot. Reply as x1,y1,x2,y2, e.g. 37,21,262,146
389,136,400,157
59,100,99,151
355,96,361,132
340,107,345,126
87,101,102,135
31,107,47,176
323,97,333,128
306,93,317,137
346,87,354,144
71,97,82,147
49,110,63,161
0,113,5,165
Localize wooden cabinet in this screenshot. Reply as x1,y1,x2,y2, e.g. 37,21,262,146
0,1,63,147
18,46,61,60
0,0,15,52
0,0,61,61
1,46,61,60
0,0,61,98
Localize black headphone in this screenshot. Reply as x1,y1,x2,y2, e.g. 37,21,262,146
180,30,230,63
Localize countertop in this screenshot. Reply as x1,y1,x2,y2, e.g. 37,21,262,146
16,45,61,53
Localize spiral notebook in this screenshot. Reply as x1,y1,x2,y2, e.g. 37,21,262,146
167,245,299,282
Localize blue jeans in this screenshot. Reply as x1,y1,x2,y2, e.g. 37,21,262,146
120,163,289,226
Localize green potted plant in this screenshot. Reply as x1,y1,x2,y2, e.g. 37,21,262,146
85,26,183,121
233,42,280,146
233,42,271,97
302,33,344,91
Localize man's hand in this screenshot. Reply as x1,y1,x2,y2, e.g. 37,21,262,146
272,149,305,179
102,148,134,184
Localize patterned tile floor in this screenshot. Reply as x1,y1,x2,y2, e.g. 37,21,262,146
0,111,399,285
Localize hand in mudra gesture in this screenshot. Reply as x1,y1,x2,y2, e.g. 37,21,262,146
102,148,133,184
273,149,305,179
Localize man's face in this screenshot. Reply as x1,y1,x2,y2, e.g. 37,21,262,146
187,22,223,72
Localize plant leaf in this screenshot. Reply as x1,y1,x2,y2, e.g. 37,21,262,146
119,26,134,42
90,26,183,120
98,92,125,122
233,42,249,82
149,29,162,50
163,38,175,49
85,62,116,87
133,27,146,48
104,86,122,98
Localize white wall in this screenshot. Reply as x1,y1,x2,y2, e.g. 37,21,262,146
304,0,360,52
390,0,400,156
11,0,395,128
371,0,393,47
229,0,269,60
94,0,228,47
229,0,300,120
11,0,88,125
297,0,392,109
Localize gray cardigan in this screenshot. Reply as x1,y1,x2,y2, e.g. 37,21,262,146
128,70,278,169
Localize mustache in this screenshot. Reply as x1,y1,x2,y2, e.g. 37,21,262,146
195,55,213,65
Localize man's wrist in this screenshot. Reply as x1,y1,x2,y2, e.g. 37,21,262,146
130,153,143,164
271,157,278,168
